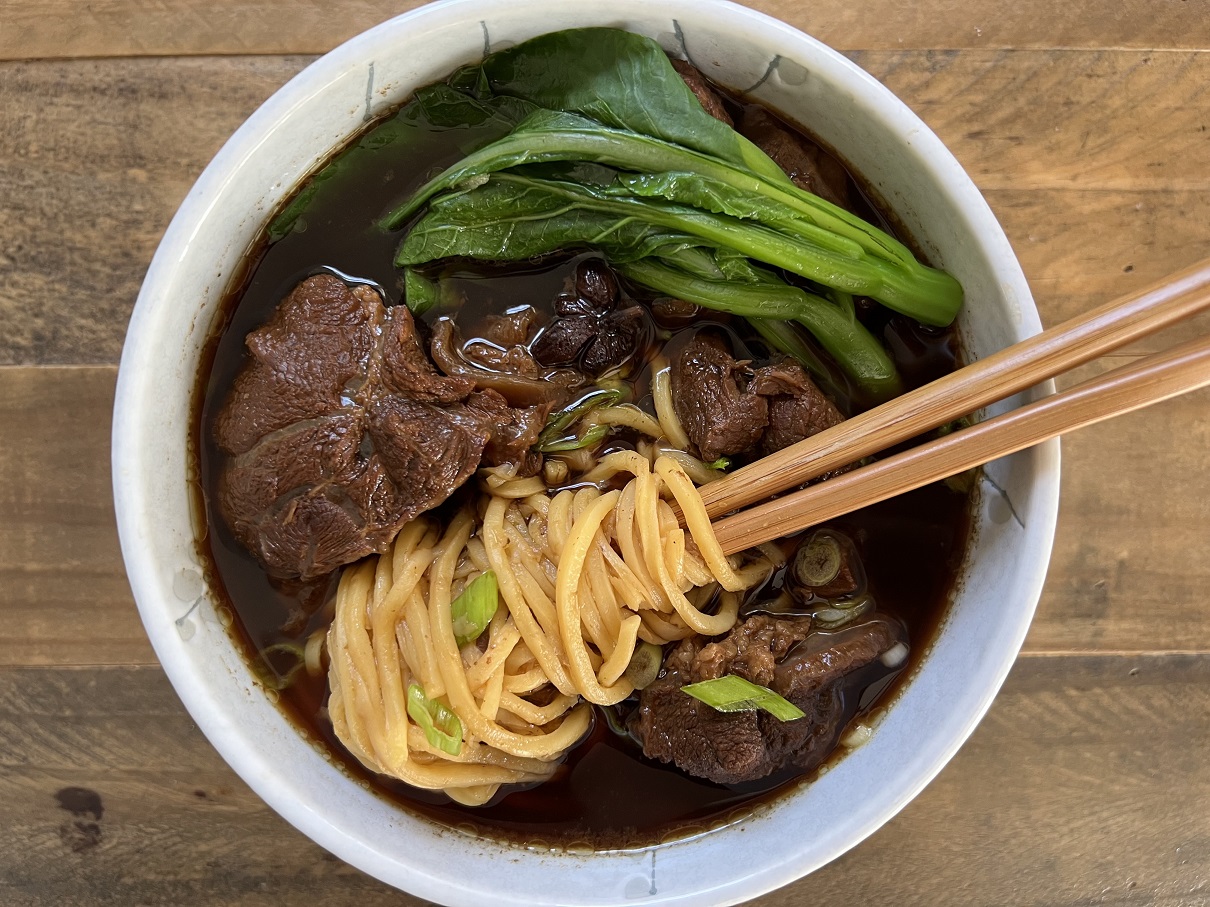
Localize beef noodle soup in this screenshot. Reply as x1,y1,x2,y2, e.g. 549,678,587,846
195,27,973,848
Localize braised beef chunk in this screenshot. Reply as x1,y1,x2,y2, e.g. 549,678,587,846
739,107,851,210
532,260,646,376
633,616,903,784
749,359,845,456
672,332,768,462
672,332,846,462
215,274,535,580
671,59,733,126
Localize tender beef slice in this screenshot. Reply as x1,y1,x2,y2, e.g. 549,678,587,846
633,616,902,784
379,305,475,404
749,359,846,456
739,108,851,210
214,276,384,456
461,388,551,472
531,260,647,377
671,332,768,462
672,59,733,126
215,274,520,580
631,635,771,784
671,336,848,463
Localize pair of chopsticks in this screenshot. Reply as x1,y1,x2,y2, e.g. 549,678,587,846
704,258,1210,556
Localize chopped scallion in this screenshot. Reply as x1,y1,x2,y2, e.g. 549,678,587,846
535,388,623,451
535,422,610,453
406,683,463,755
681,674,805,722
451,571,499,647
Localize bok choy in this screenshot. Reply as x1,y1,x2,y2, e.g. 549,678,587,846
381,27,963,398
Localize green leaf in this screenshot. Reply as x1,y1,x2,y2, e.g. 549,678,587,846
681,675,806,722
619,171,866,259
475,28,789,184
399,173,958,326
403,268,438,316
406,683,463,755
450,571,499,648
381,109,934,285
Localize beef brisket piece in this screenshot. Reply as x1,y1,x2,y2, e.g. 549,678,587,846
632,616,903,784
738,107,851,210
671,59,733,126
671,332,768,462
748,359,846,457
214,273,529,580
671,332,846,462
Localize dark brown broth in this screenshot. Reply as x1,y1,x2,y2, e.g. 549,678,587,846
193,70,973,849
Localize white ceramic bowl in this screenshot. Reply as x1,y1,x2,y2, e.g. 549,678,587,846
113,1,1060,904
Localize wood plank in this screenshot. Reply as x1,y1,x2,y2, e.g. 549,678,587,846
3,364,1208,666
1,0,1208,61
0,665,433,906
3,51,1208,365
0,367,152,667
0,56,307,367
0,656,1205,905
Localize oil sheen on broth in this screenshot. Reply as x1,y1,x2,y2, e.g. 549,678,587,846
194,64,972,848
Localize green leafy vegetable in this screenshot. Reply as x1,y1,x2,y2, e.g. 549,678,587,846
474,28,790,183
450,571,499,647
381,109,924,276
378,27,965,397
406,683,463,755
618,257,902,399
705,456,732,472
681,675,806,722
403,268,439,317
399,172,953,323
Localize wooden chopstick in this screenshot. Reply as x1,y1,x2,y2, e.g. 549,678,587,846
711,331,1210,555
697,257,1210,521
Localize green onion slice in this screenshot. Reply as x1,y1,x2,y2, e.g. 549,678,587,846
535,388,623,451
681,675,805,722
451,571,499,648
536,422,610,452
406,683,463,755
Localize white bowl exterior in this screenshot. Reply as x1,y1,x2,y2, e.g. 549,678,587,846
113,1,1059,904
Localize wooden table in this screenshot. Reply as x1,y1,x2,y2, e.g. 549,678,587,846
2,1,1208,904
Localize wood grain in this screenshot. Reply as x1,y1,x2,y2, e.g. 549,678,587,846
0,56,307,367
2,9,1209,903
3,52,1207,365
0,656,1205,906
2,0,1209,60
0,367,152,667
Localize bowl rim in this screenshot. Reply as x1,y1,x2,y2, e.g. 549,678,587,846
113,1,1060,904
